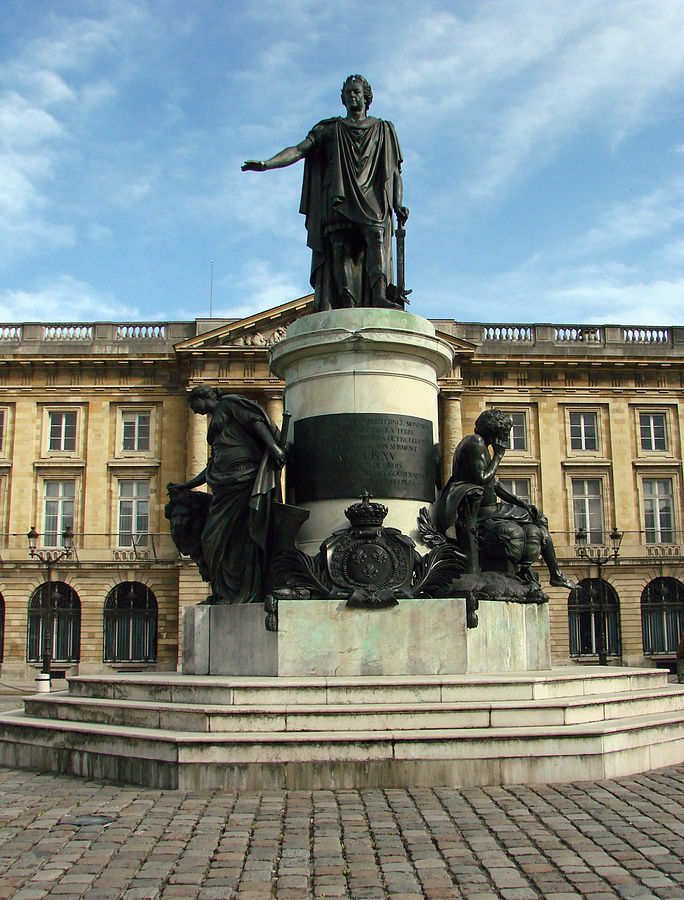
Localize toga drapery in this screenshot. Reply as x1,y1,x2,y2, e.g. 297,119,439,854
299,116,403,310
202,395,280,603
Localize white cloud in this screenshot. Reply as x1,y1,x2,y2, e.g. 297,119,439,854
468,1,684,197
213,259,305,319
0,91,64,144
549,277,684,326
0,275,139,322
372,1,684,206
570,179,684,255
0,3,159,262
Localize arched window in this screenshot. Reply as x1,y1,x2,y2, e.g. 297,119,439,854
0,592,5,662
104,582,157,663
27,582,81,664
568,578,621,658
641,577,684,654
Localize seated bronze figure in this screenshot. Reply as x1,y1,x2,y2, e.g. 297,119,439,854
432,409,574,589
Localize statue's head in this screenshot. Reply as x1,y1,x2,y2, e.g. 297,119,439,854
474,408,513,444
341,74,372,112
188,384,221,413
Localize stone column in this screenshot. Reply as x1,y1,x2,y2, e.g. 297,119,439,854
186,405,208,487
439,387,463,487
264,390,285,498
264,391,284,431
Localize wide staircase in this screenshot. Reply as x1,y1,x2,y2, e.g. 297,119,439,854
1,667,683,790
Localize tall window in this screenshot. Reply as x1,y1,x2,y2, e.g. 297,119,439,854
641,577,684,654
27,582,81,664
104,582,157,663
118,481,150,547
568,578,621,658
122,411,151,452
0,592,4,662
49,411,77,451
0,409,4,454
643,478,675,543
503,413,526,451
572,478,604,544
570,412,598,450
498,478,531,504
43,480,75,547
640,413,667,451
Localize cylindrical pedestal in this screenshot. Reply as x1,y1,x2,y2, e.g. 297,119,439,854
34,674,50,693
269,309,453,552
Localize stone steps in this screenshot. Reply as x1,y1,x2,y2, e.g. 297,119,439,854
0,706,683,790
65,668,669,704
22,684,684,732
1,668,683,790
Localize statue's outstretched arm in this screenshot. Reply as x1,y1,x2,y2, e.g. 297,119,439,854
242,138,312,172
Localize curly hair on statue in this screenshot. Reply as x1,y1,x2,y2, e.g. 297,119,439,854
474,408,513,444
187,384,222,404
341,74,373,110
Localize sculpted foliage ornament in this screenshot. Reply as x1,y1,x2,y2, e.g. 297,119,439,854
268,494,467,616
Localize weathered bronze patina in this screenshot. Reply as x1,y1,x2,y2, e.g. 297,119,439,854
243,74,409,311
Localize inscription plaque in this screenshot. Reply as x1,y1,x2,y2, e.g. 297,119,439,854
293,413,435,502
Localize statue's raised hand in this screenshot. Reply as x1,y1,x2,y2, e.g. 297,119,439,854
242,160,266,172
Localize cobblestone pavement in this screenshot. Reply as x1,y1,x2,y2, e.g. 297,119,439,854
0,765,683,900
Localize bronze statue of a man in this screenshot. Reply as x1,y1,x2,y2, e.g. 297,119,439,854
243,74,409,311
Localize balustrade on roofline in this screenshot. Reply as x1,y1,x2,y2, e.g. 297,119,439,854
0,325,22,341
554,326,602,344
0,322,169,343
43,324,93,341
622,327,670,344
115,324,166,340
0,319,674,348
482,325,534,342
480,323,673,347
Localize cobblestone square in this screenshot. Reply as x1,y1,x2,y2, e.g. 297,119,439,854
0,765,683,898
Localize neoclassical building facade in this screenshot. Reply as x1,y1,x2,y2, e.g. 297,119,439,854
0,296,682,680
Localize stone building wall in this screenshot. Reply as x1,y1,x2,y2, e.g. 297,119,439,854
0,306,682,678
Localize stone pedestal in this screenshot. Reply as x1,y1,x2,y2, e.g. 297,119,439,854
182,598,551,676
269,309,453,553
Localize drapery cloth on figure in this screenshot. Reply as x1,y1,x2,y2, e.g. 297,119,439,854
202,395,280,603
300,116,403,310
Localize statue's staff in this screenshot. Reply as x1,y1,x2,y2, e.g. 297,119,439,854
279,410,291,453
394,217,412,307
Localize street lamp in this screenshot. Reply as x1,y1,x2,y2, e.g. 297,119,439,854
575,524,623,665
27,525,74,687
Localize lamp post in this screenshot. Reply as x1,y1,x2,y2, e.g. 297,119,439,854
27,525,74,687
575,525,623,665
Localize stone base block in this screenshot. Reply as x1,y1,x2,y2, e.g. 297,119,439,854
469,600,551,672
182,597,551,676
182,604,277,675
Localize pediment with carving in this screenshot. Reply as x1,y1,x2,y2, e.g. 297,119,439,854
174,294,315,354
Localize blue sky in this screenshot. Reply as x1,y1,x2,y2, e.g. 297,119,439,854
1,0,684,326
